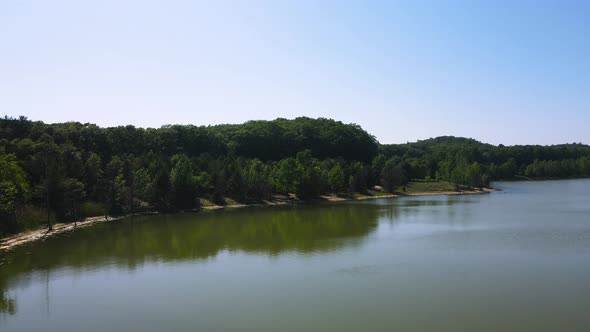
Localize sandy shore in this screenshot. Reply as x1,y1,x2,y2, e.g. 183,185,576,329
0,188,496,252
0,215,118,252
327,187,496,201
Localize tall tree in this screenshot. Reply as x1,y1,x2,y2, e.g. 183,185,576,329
0,154,29,234
328,164,346,193
169,154,198,209
63,178,86,224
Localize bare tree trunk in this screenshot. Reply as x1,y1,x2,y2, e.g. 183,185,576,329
44,149,52,232
130,176,135,215
74,199,77,227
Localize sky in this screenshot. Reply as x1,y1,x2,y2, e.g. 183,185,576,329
1,0,589,145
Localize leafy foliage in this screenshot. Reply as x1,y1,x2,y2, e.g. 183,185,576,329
1,116,589,236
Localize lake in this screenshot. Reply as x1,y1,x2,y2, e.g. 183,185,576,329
1,179,590,331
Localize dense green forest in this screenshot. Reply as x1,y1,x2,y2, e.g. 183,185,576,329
1,116,590,236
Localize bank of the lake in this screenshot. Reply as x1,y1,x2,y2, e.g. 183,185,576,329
0,186,494,252
2,179,589,332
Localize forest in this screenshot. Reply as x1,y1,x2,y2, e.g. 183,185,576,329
1,115,590,235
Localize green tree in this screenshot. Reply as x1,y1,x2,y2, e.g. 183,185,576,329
243,160,272,201
296,165,324,199
152,167,171,211
63,178,86,223
169,154,198,209
84,153,102,199
380,160,404,193
328,164,346,192
0,154,30,234
466,162,482,188
348,162,369,193
272,158,303,194
133,168,153,203
114,171,128,213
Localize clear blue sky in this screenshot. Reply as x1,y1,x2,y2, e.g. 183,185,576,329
1,0,588,145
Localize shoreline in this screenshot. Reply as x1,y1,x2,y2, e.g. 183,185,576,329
0,188,496,253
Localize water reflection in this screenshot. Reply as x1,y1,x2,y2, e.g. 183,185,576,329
0,279,16,316
0,204,381,290
2,181,590,331
0,196,476,317
368,195,476,228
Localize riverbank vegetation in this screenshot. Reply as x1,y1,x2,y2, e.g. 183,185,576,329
2,116,590,236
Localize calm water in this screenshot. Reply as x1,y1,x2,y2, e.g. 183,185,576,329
2,180,590,331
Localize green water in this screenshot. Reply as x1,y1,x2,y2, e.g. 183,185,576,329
1,180,590,331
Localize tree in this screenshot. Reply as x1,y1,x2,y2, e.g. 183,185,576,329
296,165,324,199
114,171,128,213
84,153,102,200
328,164,346,192
272,158,303,194
466,162,482,188
2,116,590,236
380,160,404,193
63,178,86,224
578,157,590,176
371,154,387,185
497,158,518,179
451,160,468,189
152,167,171,211
169,154,198,209
39,136,65,230
243,160,272,201
99,157,123,216
225,158,246,201
348,162,369,193
0,154,29,234
133,168,153,203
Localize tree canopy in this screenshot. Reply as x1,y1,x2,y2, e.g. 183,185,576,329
1,116,589,236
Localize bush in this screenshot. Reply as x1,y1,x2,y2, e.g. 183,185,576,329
79,201,105,219
15,205,47,232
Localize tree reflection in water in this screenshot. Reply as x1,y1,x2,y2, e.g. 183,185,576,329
0,284,16,316
0,202,383,315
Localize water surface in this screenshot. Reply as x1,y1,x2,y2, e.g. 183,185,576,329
2,180,590,331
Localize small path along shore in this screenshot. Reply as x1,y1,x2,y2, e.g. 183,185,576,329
0,188,495,252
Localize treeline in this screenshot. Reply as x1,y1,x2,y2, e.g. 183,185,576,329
1,116,590,235
0,116,379,235
379,136,590,185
